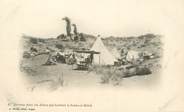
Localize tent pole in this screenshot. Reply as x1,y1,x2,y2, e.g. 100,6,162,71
99,54,100,65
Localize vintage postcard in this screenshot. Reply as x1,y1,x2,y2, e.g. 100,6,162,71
0,0,184,112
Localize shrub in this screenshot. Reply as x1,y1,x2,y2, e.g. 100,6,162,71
23,51,31,58
30,38,38,44
38,39,45,43
91,65,123,85
55,44,64,50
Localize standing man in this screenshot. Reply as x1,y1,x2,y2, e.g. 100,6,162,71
62,17,72,40
72,24,78,35
72,24,79,41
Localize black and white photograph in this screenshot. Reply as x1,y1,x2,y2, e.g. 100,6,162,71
20,16,163,90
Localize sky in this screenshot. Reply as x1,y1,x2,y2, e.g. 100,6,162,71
0,0,184,38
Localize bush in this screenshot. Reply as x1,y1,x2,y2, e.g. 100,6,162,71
38,39,45,43
55,44,64,50
57,34,65,39
23,51,31,58
100,74,112,84
30,38,38,44
91,65,123,85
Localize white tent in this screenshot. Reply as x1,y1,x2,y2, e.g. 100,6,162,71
90,37,116,65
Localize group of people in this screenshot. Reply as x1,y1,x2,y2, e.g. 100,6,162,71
62,17,85,41
45,50,93,67
117,47,154,66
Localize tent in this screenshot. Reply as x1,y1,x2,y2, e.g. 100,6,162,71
90,37,116,65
